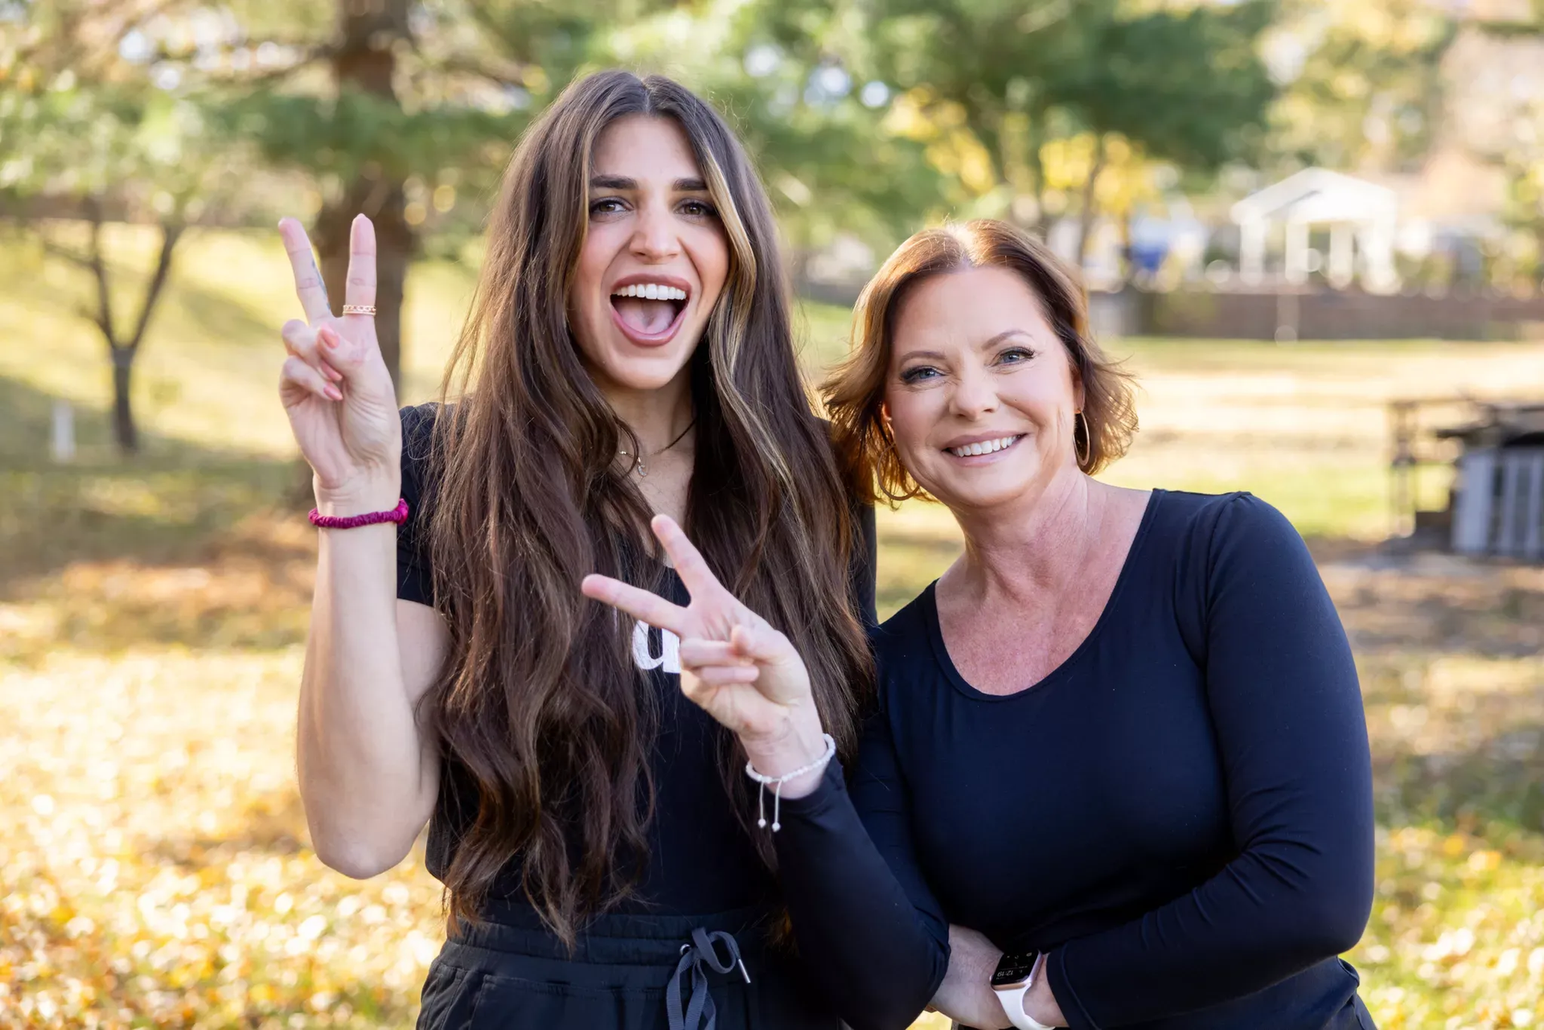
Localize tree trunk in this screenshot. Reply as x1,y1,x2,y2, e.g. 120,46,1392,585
1027,120,1048,237
64,206,182,456
316,175,410,390
111,348,138,454
1075,134,1108,269
315,0,413,391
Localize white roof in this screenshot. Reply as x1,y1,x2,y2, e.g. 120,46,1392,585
1231,168,1398,225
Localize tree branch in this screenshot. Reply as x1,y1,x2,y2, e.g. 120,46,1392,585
39,239,95,270
126,221,184,353
1076,133,1109,266
424,51,534,90
81,198,122,351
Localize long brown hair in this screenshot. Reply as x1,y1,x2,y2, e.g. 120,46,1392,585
418,70,872,945
824,219,1138,502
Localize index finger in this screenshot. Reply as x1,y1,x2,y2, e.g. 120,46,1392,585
278,218,333,323
650,515,724,600
344,214,377,310
581,574,688,637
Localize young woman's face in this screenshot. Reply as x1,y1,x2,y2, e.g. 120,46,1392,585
884,265,1083,512
569,114,731,397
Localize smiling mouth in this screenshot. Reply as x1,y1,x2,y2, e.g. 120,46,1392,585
610,283,689,339
946,434,1023,458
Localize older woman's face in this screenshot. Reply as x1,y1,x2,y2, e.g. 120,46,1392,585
884,265,1083,512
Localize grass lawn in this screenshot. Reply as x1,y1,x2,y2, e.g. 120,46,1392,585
4,226,1544,1029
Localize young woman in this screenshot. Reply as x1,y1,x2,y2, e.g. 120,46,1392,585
585,219,1377,1030
275,71,874,1030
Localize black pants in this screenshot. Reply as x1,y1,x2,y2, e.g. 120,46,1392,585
416,903,843,1030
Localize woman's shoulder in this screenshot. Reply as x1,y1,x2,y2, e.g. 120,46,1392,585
1145,489,1318,622
1148,489,1301,554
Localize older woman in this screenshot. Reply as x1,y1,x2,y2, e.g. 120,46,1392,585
583,219,1376,1030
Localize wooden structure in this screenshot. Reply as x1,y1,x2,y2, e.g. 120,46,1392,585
1391,399,1544,560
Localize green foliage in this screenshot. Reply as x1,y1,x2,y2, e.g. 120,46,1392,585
218,88,524,189
829,0,1279,227
1046,1,1277,168
1265,0,1457,173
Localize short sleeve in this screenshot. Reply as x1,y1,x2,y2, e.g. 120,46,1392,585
396,403,439,607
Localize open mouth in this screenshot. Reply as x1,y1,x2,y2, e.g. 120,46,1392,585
609,280,691,344
946,434,1023,459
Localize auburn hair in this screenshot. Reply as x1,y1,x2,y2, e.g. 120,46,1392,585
418,71,872,945
823,219,1138,503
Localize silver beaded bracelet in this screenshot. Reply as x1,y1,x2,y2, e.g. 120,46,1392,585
743,733,837,832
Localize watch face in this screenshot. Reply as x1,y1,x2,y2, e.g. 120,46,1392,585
991,950,1040,988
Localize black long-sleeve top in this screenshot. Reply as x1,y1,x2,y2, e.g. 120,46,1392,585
775,490,1377,1030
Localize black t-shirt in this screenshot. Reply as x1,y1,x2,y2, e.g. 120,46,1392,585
771,490,1377,1030
394,402,877,918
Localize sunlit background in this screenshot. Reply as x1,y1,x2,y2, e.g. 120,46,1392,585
4,1,1544,1027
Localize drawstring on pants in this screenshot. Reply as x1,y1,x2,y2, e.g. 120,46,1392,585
667,927,751,1030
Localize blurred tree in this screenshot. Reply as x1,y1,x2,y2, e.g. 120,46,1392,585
1473,5,1544,287
1264,0,1455,174
215,0,532,389
848,0,1275,265
0,4,249,453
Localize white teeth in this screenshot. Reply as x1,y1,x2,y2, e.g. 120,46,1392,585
612,283,687,300
949,435,1020,458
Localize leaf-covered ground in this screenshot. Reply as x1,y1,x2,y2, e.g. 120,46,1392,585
4,228,1544,1028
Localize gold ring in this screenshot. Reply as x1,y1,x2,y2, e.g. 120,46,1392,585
342,304,376,316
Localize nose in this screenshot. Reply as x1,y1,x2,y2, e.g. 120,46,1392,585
630,200,681,262
948,363,999,420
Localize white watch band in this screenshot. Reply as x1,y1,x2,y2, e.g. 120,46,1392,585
995,953,1055,1030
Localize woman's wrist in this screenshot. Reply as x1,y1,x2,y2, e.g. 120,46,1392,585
313,473,401,517
739,709,829,799
1023,957,1066,1027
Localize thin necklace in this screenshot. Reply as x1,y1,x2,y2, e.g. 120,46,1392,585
619,417,695,478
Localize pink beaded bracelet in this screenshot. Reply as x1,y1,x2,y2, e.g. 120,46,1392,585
308,498,409,529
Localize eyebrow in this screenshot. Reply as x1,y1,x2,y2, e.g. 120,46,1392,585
897,329,1036,362
589,175,710,192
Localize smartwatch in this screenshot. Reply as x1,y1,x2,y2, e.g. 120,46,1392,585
991,950,1054,1030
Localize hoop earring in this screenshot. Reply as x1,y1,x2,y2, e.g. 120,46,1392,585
1074,410,1091,468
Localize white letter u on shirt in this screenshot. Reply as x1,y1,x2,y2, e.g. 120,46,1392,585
632,620,681,675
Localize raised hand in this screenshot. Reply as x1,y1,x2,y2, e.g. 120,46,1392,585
277,214,401,507
581,515,824,754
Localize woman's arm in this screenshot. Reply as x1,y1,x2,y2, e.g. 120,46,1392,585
277,216,446,878
581,517,947,1030
773,712,951,1030
1045,495,1375,1029
295,513,447,878
928,926,1013,1030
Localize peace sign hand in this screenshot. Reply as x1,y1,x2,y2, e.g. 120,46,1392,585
581,516,829,772
277,214,401,508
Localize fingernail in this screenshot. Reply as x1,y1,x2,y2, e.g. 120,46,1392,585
322,362,342,381
321,328,340,348
326,385,343,401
